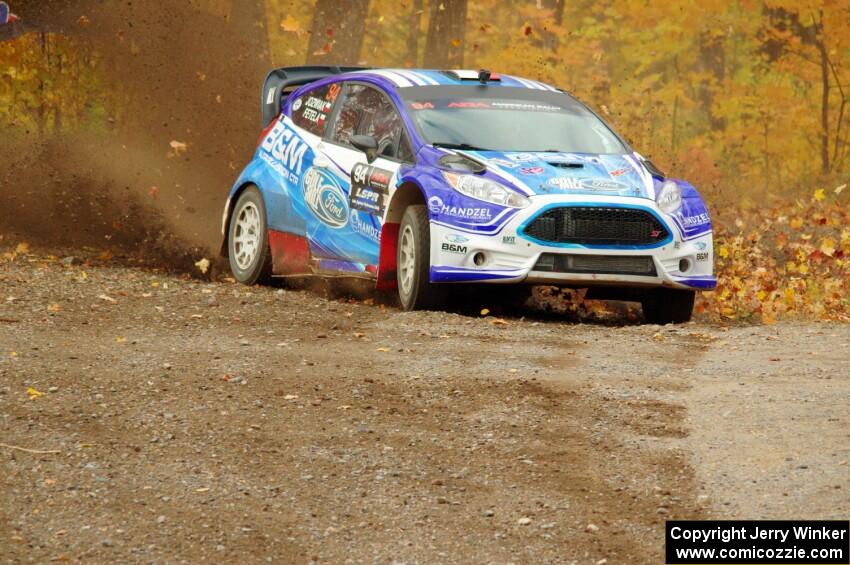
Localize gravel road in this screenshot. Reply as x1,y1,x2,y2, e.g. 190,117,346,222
1,249,848,563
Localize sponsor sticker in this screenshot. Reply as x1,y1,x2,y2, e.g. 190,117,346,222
487,157,518,169
520,167,544,175
609,168,628,177
547,177,630,191
548,177,582,190
350,163,392,215
445,234,470,244
428,195,493,220
259,119,308,184
441,242,468,254
291,98,302,111
506,153,537,162
694,241,708,250
303,167,349,229
696,252,710,262
350,209,381,243
579,178,630,191
502,235,516,245
682,212,711,227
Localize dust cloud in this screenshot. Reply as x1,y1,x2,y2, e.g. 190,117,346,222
1,1,270,266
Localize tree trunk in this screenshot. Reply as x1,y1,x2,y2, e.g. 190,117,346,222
306,0,370,65
424,0,468,69
817,29,830,174
405,0,424,66
541,0,564,26
230,0,270,67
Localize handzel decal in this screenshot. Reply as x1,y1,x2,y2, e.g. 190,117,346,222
350,209,381,242
259,119,308,184
303,167,349,229
681,212,711,227
350,163,391,215
428,196,493,220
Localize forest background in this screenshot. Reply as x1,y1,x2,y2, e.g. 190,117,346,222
0,0,848,322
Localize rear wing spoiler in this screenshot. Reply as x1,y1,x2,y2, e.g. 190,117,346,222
261,65,371,127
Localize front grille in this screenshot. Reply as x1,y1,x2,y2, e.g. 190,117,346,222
523,206,669,246
534,253,656,276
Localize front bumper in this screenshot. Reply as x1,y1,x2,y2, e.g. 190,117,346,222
428,194,716,291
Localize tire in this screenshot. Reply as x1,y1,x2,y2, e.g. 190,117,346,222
641,288,695,324
227,186,272,285
396,205,447,311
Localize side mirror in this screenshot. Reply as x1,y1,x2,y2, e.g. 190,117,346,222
350,134,378,163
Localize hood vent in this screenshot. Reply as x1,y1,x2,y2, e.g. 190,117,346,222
546,161,584,169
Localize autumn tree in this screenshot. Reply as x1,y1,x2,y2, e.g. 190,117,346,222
424,0,468,68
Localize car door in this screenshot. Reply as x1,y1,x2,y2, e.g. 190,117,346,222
310,82,414,268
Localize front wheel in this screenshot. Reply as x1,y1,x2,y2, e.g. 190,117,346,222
396,205,447,311
641,288,695,324
228,186,272,285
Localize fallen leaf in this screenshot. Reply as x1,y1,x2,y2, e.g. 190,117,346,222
820,237,836,257
835,184,846,195
279,14,302,34
98,294,117,303
15,242,29,254
194,258,210,274
813,188,826,202
490,318,508,326
480,308,490,316
375,347,389,352
169,140,188,156
27,387,44,400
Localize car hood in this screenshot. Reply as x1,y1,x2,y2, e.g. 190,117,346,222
462,151,656,199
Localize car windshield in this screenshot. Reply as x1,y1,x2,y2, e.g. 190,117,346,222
401,87,626,154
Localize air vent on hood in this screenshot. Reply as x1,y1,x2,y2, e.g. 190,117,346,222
546,161,584,169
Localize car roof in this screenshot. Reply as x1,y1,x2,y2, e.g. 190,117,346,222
345,69,560,92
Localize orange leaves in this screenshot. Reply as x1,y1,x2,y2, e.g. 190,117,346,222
701,196,849,323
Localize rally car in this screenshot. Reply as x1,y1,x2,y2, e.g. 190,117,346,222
221,66,715,323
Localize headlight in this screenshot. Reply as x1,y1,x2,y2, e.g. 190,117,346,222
656,181,682,214
441,172,530,208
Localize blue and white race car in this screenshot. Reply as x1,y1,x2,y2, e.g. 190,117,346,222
221,67,715,323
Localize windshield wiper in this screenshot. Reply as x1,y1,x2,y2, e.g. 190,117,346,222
431,142,493,152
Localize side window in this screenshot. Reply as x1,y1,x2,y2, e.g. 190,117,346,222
331,84,407,160
290,82,342,137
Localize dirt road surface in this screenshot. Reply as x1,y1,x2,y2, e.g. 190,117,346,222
1,249,848,563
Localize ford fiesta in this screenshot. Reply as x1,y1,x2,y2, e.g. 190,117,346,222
221,66,715,323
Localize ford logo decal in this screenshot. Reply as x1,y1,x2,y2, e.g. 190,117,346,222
303,167,349,229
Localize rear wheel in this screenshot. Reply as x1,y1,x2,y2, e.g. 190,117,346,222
641,288,695,324
228,186,272,285
397,205,446,311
